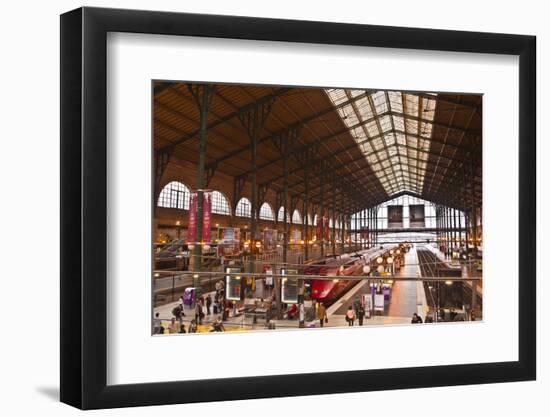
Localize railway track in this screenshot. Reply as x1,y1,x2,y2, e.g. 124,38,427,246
417,247,482,316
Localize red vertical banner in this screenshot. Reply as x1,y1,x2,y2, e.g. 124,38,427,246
187,192,197,243
315,214,321,240
202,190,212,242
323,210,329,240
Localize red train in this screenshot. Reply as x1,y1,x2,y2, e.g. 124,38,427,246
305,256,366,305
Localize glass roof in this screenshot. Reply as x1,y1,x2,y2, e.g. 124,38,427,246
326,89,437,196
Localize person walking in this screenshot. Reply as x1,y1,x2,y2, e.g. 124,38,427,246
345,306,355,326
356,303,365,326
298,303,305,328
188,319,198,333
195,300,204,325
317,302,327,328
153,312,162,334
172,303,184,325
205,294,212,316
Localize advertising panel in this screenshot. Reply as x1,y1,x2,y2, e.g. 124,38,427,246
225,267,243,301
202,190,212,242
187,192,198,243
281,268,299,304
387,205,403,228
315,215,321,241
217,227,241,256
263,229,277,251
409,204,425,227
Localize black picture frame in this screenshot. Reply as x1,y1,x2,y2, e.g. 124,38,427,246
60,6,536,410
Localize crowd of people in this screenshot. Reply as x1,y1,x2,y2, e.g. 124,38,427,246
154,280,477,334
153,279,231,334
411,308,473,323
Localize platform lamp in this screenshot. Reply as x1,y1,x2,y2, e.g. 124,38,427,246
386,256,394,275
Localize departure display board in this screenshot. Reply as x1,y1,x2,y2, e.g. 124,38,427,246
225,267,243,301
281,268,299,304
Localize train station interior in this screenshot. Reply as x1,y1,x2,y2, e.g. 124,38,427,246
152,82,482,334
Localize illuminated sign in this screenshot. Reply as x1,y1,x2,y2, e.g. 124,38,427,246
225,267,243,301
281,268,299,304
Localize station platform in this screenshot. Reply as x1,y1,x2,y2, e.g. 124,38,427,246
388,245,425,318
326,245,426,324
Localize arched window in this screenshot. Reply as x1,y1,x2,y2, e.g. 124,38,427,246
292,209,302,224
277,206,290,223
306,214,312,226
313,214,318,226
211,191,231,215
259,202,275,221
335,219,340,229
157,181,190,209
235,197,252,217
329,218,334,228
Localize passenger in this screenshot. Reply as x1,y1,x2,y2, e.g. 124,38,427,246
345,306,355,326
286,303,297,320
424,315,434,323
411,313,423,323
265,298,273,322
188,319,198,333
205,294,212,315
298,303,306,328
222,301,230,321
179,323,187,334
356,303,365,326
195,300,204,324
212,296,219,315
210,316,225,332
169,317,179,334
317,302,328,328
449,308,457,321
153,312,162,334
172,303,185,324
218,294,225,320
265,319,276,330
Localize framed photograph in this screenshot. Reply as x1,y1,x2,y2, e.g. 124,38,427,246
60,6,536,410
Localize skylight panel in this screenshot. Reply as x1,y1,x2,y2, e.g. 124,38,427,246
393,115,405,131
326,88,438,197
371,91,388,114
365,120,379,137
379,114,393,132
